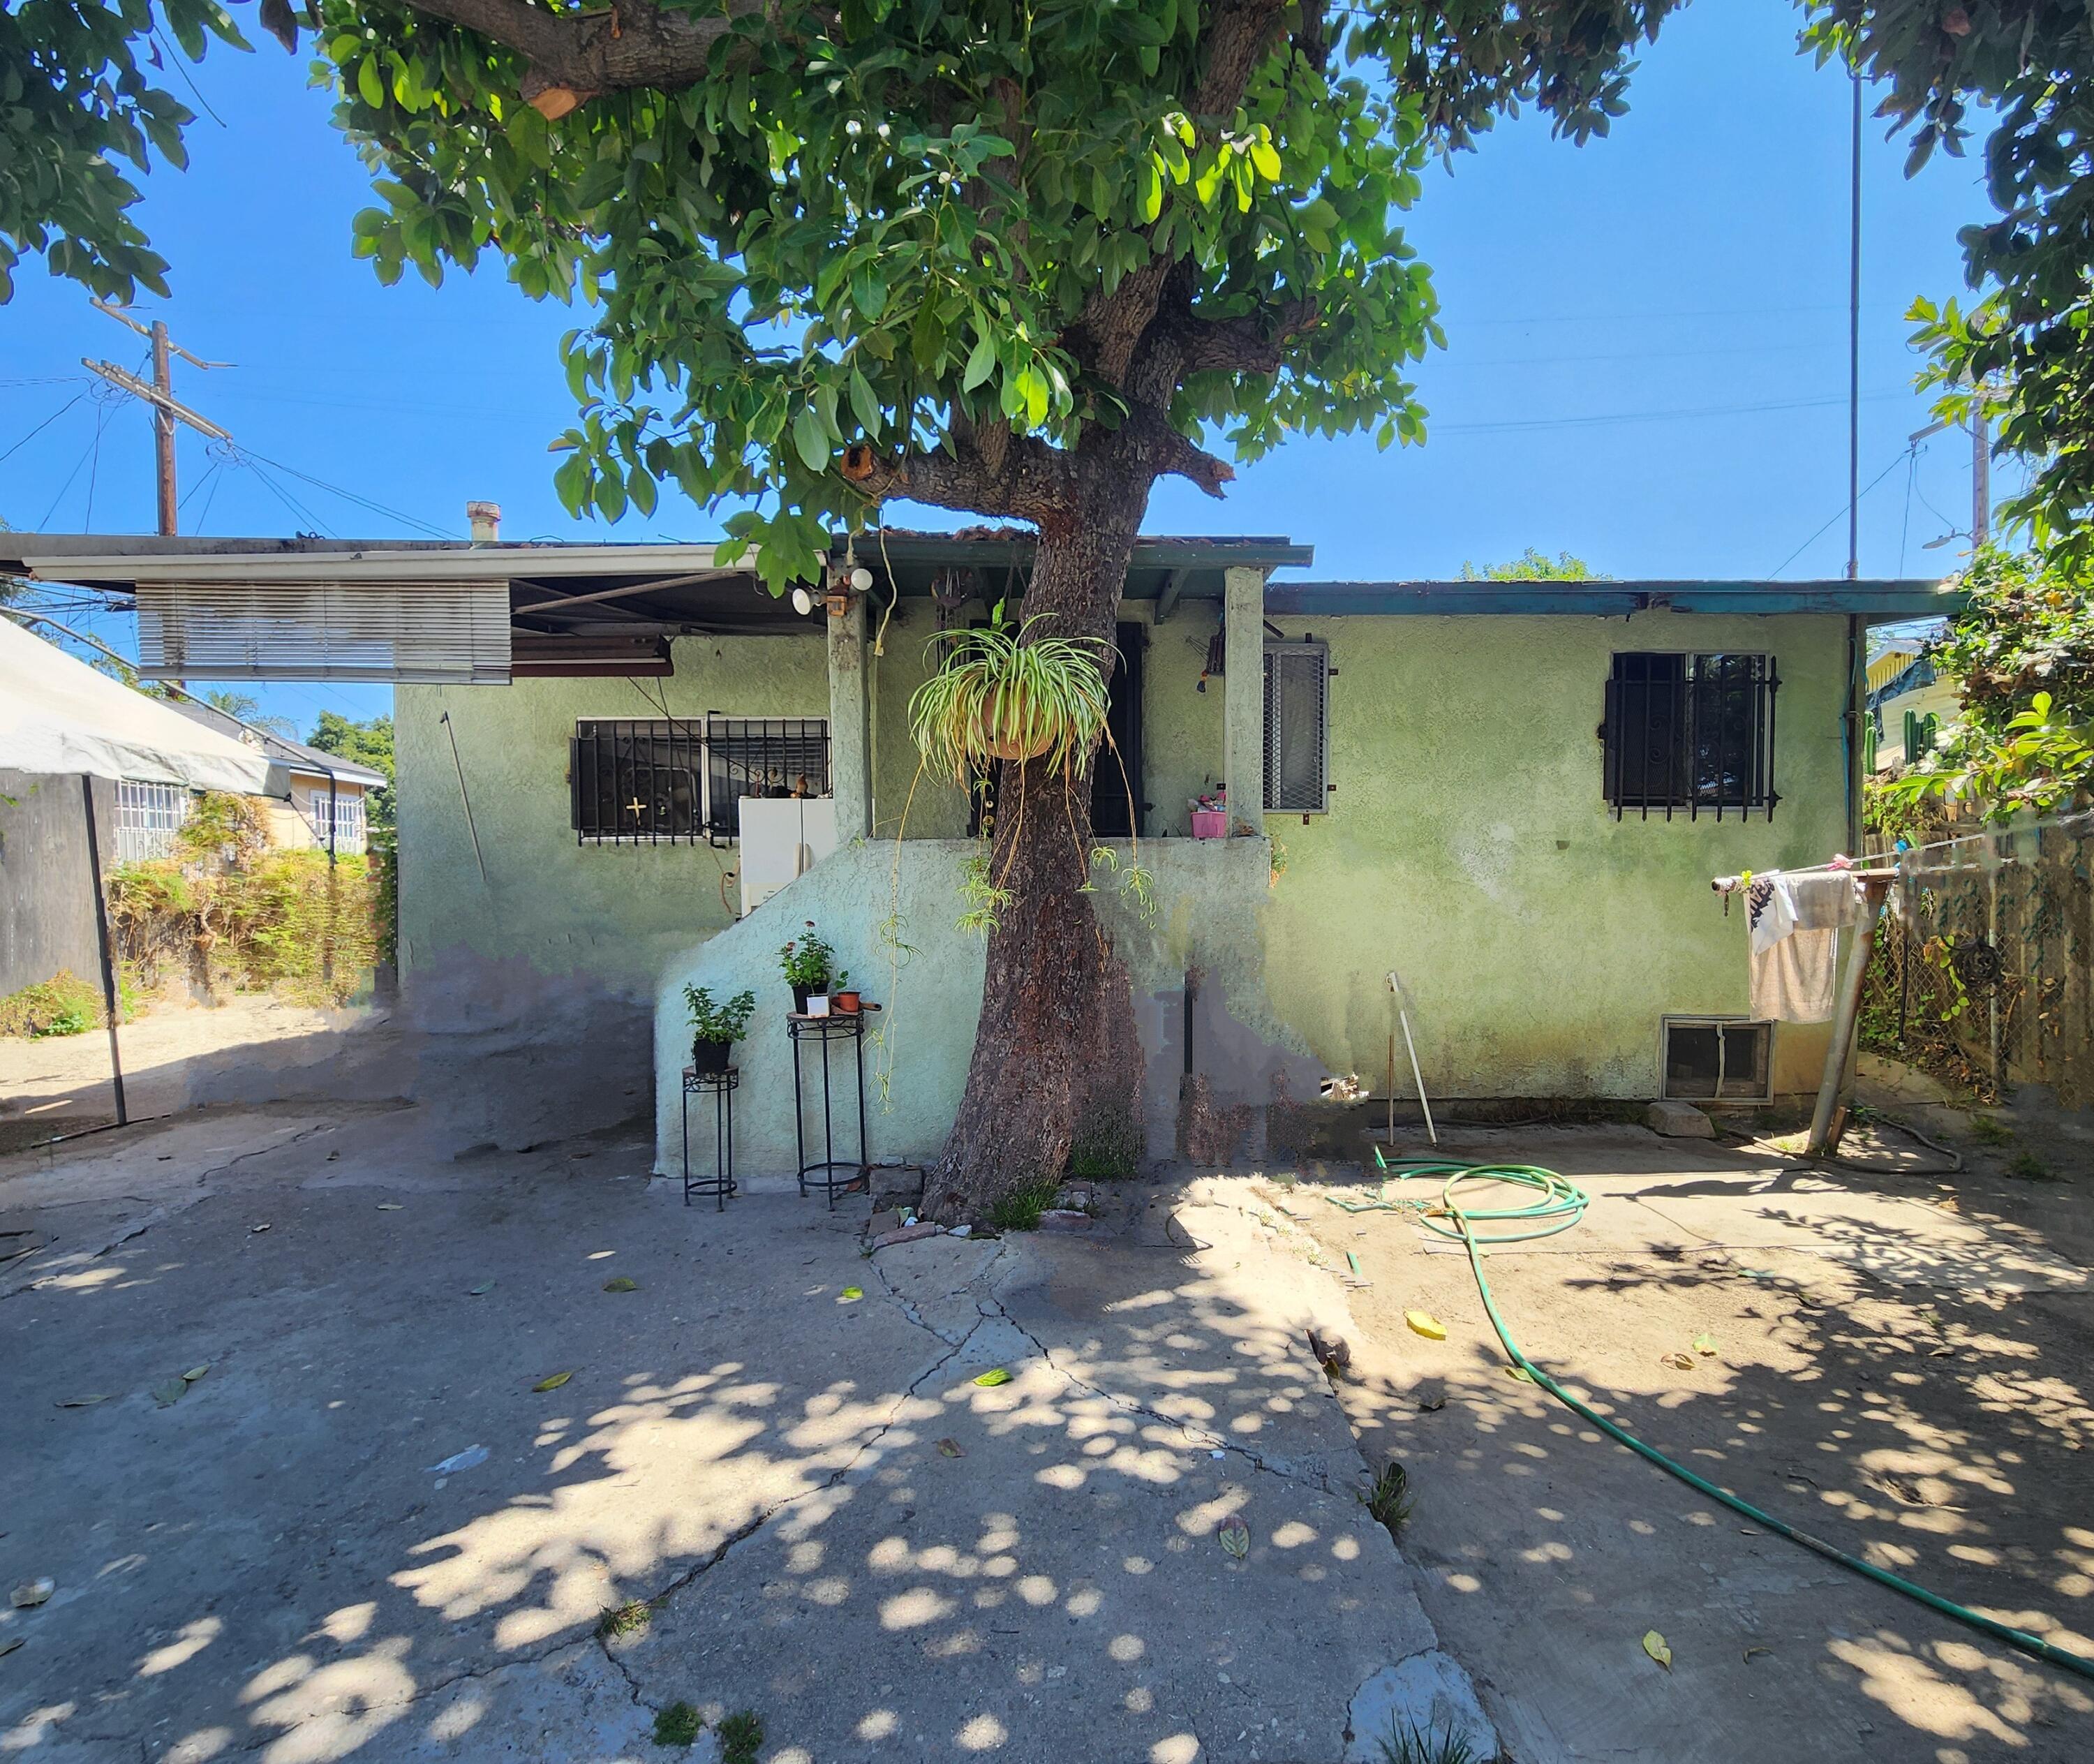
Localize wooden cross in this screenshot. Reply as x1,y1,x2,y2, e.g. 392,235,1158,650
626,797,646,817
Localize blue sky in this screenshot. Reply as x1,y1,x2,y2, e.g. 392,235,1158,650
0,3,2000,734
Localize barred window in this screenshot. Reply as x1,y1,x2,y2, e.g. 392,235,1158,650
301,786,368,855
570,718,829,845
1603,653,1779,820
114,779,192,863
1263,641,1330,815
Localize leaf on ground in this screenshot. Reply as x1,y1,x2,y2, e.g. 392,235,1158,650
1642,1629,1672,1670
972,1368,1012,1388
1503,1364,1534,1382
150,1380,188,1408
1742,1645,1771,1663
54,1395,111,1409
249,1222,270,1234
1404,1310,1447,1340
602,1277,639,1293
376,1203,403,1212
937,1438,965,1458
1691,1334,1718,1356
181,1365,209,1383
10,1580,53,1609
0,1635,20,1657
1660,1351,1696,1372
1218,1520,1250,1560
468,1281,495,1296
533,1371,574,1393
839,1287,863,1303
1929,1345,1956,1357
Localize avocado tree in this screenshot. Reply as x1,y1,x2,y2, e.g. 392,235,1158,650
6,0,1676,1217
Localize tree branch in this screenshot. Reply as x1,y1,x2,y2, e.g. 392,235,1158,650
1119,414,1235,500
1176,299,1319,376
845,433,1078,526
396,0,765,114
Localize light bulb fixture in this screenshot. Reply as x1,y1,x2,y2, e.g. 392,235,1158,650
849,565,873,592
791,586,815,616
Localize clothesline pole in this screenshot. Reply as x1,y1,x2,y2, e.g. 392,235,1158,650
1804,873,1896,1157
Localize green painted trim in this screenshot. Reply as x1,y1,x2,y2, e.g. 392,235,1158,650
1268,581,1963,620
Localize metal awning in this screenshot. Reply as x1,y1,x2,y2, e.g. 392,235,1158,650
1263,578,1960,623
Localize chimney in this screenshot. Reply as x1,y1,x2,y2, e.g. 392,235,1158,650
466,501,502,543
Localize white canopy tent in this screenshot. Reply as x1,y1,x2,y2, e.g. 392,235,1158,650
0,616,288,1125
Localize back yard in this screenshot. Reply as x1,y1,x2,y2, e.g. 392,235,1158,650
1,1088,2088,1762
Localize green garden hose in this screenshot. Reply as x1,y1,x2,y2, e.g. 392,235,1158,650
1368,1150,2094,1684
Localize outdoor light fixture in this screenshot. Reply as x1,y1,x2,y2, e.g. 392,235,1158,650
791,586,816,616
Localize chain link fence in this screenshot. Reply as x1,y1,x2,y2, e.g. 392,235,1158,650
1862,810,2094,1106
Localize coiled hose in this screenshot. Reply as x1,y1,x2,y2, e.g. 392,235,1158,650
1370,1150,2094,1684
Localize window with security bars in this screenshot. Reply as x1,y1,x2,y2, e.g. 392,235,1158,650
570,718,829,845
1263,642,1329,814
115,779,192,863
1603,653,1780,820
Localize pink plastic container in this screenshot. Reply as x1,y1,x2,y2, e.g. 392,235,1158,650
1190,809,1228,840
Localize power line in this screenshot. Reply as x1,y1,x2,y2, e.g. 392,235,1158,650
235,447,455,538
1767,445,1914,579
1431,387,1905,438
0,392,87,468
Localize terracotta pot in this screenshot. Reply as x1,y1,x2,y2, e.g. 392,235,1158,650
833,991,861,1014
974,688,1057,764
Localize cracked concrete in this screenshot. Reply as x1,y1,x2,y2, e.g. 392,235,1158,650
3,1106,1484,1762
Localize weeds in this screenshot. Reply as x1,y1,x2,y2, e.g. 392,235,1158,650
595,1599,653,1640
0,970,101,1038
2008,1151,2055,1180
986,1176,1064,1233
1363,1460,1415,1537
652,1703,701,1747
715,1710,764,1764
1969,1114,2014,1146
1376,1719,1477,1764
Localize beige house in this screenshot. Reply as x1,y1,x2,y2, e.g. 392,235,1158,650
135,702,385,859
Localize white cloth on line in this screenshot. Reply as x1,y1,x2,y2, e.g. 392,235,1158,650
1745,872,1862,1023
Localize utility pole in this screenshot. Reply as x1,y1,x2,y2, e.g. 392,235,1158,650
1846,64,1862,583
84,301,231,538
1971,401,1990,546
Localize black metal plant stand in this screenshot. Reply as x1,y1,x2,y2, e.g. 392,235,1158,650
681,1065,738,1210
787,1011,870,1208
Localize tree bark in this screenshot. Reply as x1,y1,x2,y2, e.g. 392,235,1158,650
921,471,1150,1222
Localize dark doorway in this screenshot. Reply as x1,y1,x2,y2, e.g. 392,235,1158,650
1091,621,1146,838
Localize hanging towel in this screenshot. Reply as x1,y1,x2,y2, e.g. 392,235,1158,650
1746,872,1861,1023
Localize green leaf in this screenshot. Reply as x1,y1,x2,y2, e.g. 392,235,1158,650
963,335,996,393
602,1275,639,1293
792,404,831,473
850,265,889,322
357,55,384,109
972,1367,1012,1387
533,1370,574,1391
847,366,883,438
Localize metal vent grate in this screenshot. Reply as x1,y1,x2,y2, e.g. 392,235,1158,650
135,579,511,683
1263,641,1329,814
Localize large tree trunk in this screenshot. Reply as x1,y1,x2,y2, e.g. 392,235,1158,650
922,475,1151,1222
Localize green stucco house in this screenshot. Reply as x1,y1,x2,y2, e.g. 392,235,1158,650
8,528,1956,1165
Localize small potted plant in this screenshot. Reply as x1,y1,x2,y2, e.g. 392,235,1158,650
831,970,861,1014
779,923,836,1013
685,984,755,1074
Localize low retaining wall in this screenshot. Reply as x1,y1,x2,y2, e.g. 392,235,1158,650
653,836,1318,1179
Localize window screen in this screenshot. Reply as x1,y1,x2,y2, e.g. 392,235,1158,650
1662,1017,1772,1103
1263,641,1329,815
1603,652,1780,820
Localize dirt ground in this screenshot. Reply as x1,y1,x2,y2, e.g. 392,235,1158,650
1283,1104,2094,1763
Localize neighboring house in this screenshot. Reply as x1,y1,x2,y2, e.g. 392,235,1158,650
167,702,385,857
1865,639,1962,775
8,529,1960,1162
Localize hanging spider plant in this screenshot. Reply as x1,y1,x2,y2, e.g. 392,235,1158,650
909,615,1114,783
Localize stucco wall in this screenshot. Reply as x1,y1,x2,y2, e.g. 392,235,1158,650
1249,609,1850,1099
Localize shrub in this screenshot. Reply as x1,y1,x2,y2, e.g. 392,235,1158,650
0,971,102,1038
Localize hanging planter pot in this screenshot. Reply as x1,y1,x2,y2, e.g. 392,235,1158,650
911,616,1113,783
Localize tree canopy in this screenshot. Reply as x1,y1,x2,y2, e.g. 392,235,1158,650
8,0,1675,581
308,710,396,830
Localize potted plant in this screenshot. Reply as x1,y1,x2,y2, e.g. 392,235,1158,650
832,970,861,1014
779,923,836,1013
685,985,755,1074
909,614,1113,783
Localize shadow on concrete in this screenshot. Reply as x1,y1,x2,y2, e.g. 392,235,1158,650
1300,1123,2094,1764
0,1115,1445,1763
